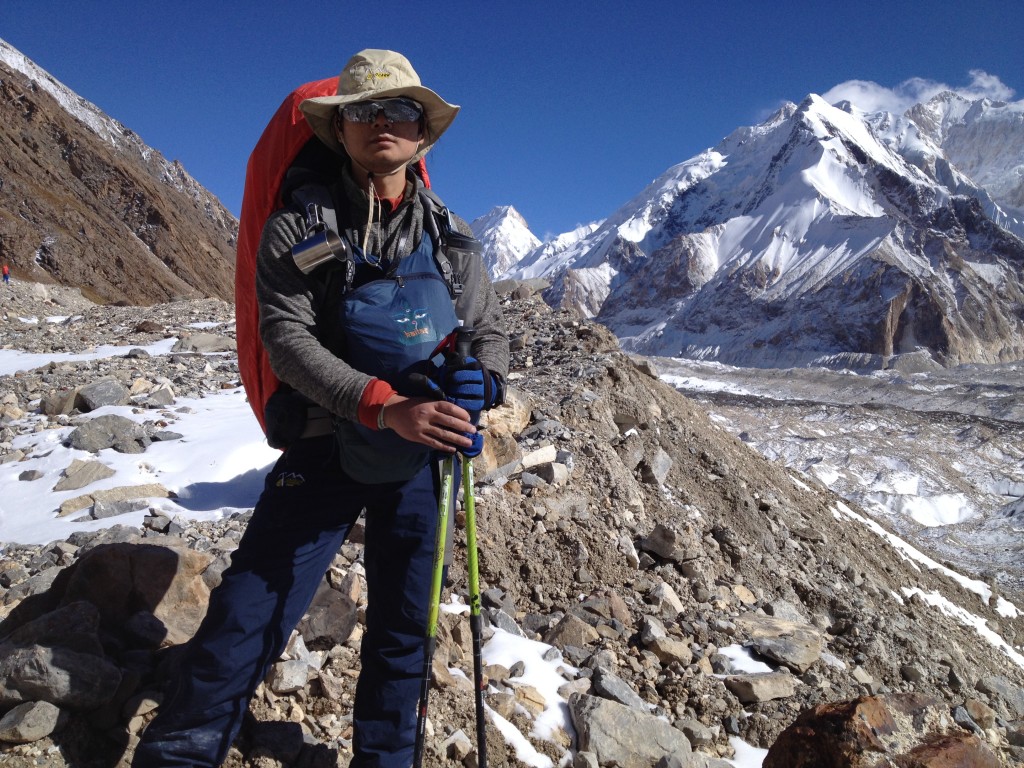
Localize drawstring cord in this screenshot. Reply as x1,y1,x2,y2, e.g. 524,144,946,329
363,172,377,255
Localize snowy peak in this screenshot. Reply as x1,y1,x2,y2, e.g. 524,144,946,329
910,92,1024,216
512,86,1024,371
469,205,541,279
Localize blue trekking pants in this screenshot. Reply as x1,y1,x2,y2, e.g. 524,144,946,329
133,435,448,768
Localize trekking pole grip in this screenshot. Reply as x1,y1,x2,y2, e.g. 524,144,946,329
455,326,475,361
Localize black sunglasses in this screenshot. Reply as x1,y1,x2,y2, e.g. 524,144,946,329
340,98,424,124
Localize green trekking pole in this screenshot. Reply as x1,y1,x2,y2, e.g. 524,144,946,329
454,327,488,768
413,454,455,768
462,456,488,768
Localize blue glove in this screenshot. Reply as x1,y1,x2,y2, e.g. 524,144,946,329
405,365,485,457
439,356,494,421
461,431,484,458
407,370,445,401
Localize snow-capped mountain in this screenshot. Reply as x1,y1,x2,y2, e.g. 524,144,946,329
907,92,1024,223
506,91,1024,371
469,206,541,279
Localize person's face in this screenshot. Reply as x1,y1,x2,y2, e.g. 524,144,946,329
337,99,425,176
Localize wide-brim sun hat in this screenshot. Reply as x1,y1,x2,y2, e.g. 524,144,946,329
299,49,460,161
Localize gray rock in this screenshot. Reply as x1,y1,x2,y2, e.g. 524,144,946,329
0,640,122,710
91,498,149,519
521,444,558,468
150,430,183,442
520,471,547,490
641,523,701,563
535,461,570,486
952,705,982,734
569,693,692,768
145,384,176,407
592,666,647,710
486,608,525,637
39,388,80,416
297,581,357,648
647,581,685,616
0,562,30,588
544,612,599,649
640,615,669,645
976,675,1024,718
53,458,116,492
900,664,924,683
631,357,660,379
614,433,645,471
0,700,65,743
443,728,473,760
64,414,150,454
266,659,311,694
172,332,236,353
736,613,824,674
639,447,672,485
675,718,715,749
2,566,63,604
59,483,170,517
723,673,799,703
75,377,130,412
647,636,693,666
616,535,640,568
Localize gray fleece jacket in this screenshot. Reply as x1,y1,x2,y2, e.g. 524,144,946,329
255,164,509,430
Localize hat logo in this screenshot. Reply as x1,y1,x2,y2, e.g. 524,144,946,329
364,68,392,85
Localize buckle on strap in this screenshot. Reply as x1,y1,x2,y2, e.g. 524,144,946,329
300,406,334,439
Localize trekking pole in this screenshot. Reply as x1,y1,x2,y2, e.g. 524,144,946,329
455,327,488,768
462,455,488,768
414,453,455,768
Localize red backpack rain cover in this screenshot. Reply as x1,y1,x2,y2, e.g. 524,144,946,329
236,79,431,434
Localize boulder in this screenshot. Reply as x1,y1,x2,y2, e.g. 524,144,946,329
569,693,693,768
764,693,1001,768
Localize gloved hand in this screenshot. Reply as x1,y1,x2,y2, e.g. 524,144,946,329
406,369,445,401
460,431,484,458
438,356,494,422
404,364,485,457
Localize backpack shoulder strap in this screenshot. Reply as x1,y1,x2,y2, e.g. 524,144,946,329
418,189,465,299
289,184,341,239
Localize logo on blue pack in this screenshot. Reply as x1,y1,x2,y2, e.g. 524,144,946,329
393,301,439,345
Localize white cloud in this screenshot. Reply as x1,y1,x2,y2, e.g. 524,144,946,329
822,70,1017,115
961,69,1016,101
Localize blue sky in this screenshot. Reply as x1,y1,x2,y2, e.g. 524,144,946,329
2,1,1022,239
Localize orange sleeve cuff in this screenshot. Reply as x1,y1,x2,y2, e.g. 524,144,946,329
357,379,398,430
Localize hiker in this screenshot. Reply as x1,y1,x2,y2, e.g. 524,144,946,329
134,50,509,768
2,264,8,285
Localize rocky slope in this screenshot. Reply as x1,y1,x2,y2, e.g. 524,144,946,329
0,40,237,305
0,282,1022,767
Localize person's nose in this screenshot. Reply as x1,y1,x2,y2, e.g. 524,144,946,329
371,109,392,127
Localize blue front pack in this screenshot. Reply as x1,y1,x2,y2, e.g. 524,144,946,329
334,235,460,482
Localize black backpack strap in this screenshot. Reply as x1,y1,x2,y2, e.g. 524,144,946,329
290,184,340,236
419,189,464,299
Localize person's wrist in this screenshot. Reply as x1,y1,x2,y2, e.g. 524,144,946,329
377,403,389,431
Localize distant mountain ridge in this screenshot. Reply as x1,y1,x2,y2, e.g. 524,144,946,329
0,38,237,305
499,89,1024,371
